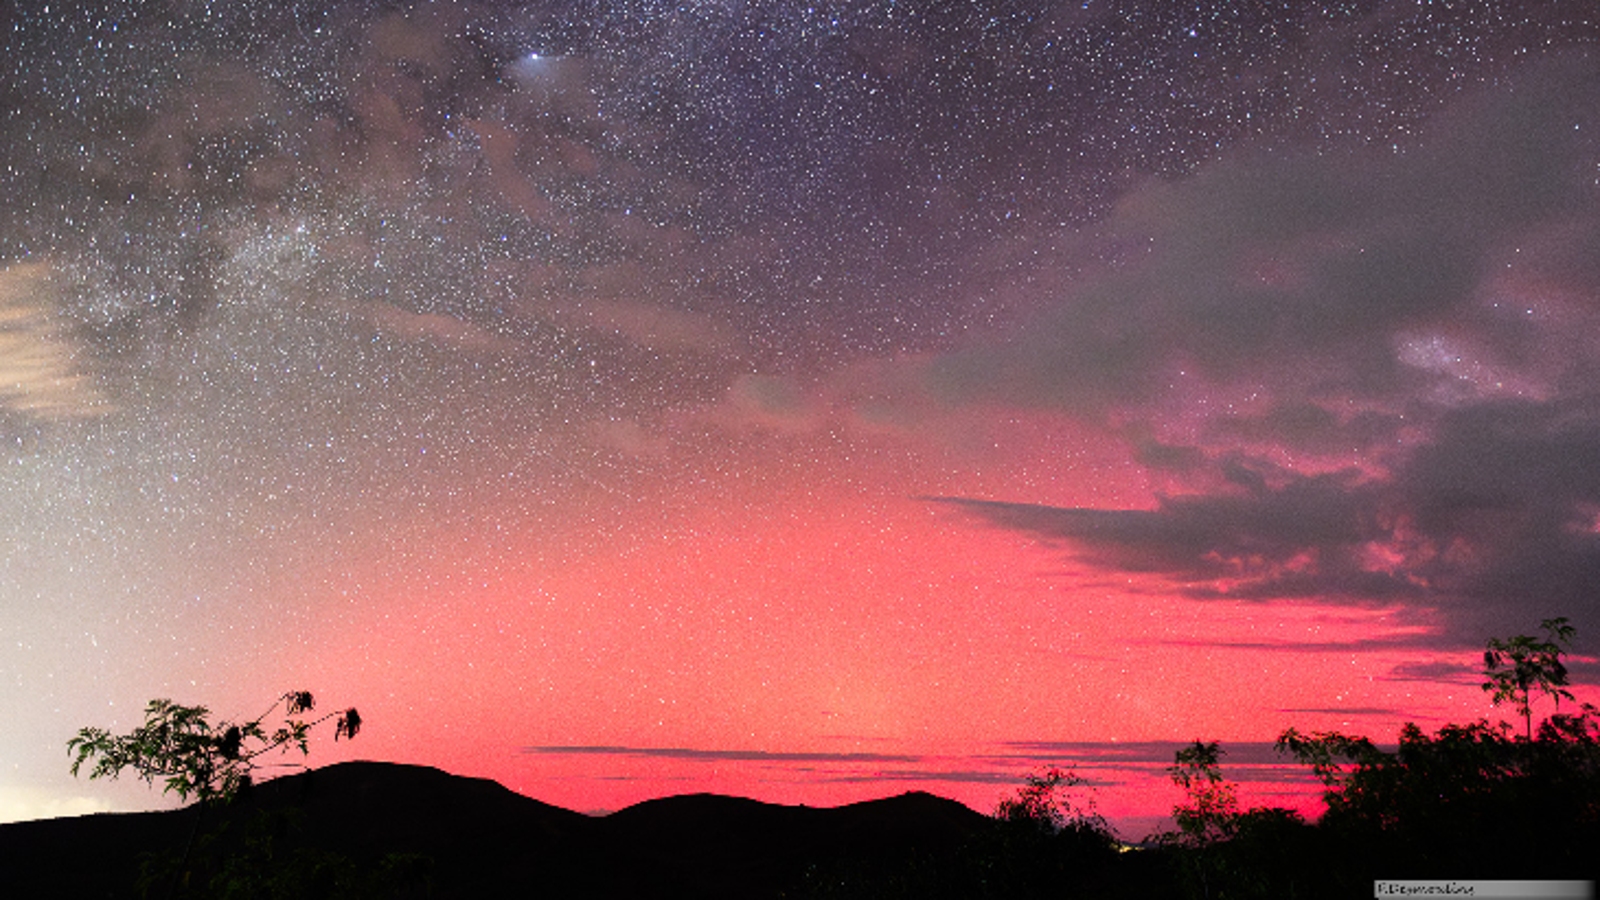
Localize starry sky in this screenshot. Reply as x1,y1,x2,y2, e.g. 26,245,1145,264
4,0,1600,836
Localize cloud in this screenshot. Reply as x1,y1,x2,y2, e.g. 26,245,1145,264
990,740,1315,784
993,741,1182,766
821,768,1046,786
927,395,1600,644
922,456,1420,605
1153,637,1425,653
543,295,740,356
1277,707,1404,717
719,374,827,433
1383,661,1479,684
929,399,1600,642
526,743,1315,793
15,2,702,391
524,745,920,764
932,399,1600,643
921,58,1600,419
357,301,522,356
0,262,110,420
889,62,1600,652
1396,398,1600,607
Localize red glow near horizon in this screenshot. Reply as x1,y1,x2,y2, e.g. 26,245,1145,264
6,3,1600,838
267,438,1570,837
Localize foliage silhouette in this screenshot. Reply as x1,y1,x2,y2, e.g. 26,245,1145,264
1156,740,1313,900
993,766,1111,839
69,691,361,806
1279,707,1600,877
1165,740,1240,846
981,767,1122,896
1482,616,1576,739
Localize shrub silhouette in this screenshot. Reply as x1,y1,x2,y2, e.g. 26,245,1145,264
1278,707,1600,878
1277,617,1600,880
1155,740,1314,900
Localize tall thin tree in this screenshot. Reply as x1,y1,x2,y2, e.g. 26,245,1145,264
1482,616,1576,740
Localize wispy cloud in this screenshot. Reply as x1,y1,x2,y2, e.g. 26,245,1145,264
0,263,111,420
1383,661,1480,683
819,769,1027,786
358,301,523,356
994,740,1290,766
990,741,1318,785
1277,707,1403,717
524,746,921,764
0,789,115,825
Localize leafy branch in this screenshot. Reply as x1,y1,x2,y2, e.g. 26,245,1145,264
1167,740,1241,844
1482,616,1577,740
68,690,361,806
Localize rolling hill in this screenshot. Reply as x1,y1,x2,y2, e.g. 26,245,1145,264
0,761,992,898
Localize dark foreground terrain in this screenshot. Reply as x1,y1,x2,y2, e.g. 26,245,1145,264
0,761,1001,898
3,759,1593,899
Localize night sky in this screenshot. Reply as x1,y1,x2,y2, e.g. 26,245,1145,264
4,0,1600,836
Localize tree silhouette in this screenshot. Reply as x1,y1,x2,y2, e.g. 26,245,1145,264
1482,616,1576,740
69,690,360,806
993,766,1109,837
1278,709,1600,878
1157,741,1318,900
1280,603,1600,887
1167,740,1240,845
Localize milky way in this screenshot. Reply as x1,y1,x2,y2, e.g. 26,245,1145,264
4,1,1600,833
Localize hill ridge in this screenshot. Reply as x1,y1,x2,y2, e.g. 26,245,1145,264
0,760,991,899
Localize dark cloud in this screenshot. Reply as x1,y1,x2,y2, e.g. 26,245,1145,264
1208,405,1405,456
525,743,1317,789
923,457,1414,605
1383,661,1479,683
933,405,1600,658
1152,637,1423,653
930,399,1600,642
930,402,1600,644
1393,398,1600,638
907,60,1600,654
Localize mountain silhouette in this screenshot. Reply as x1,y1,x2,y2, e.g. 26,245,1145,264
0,761,991,898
